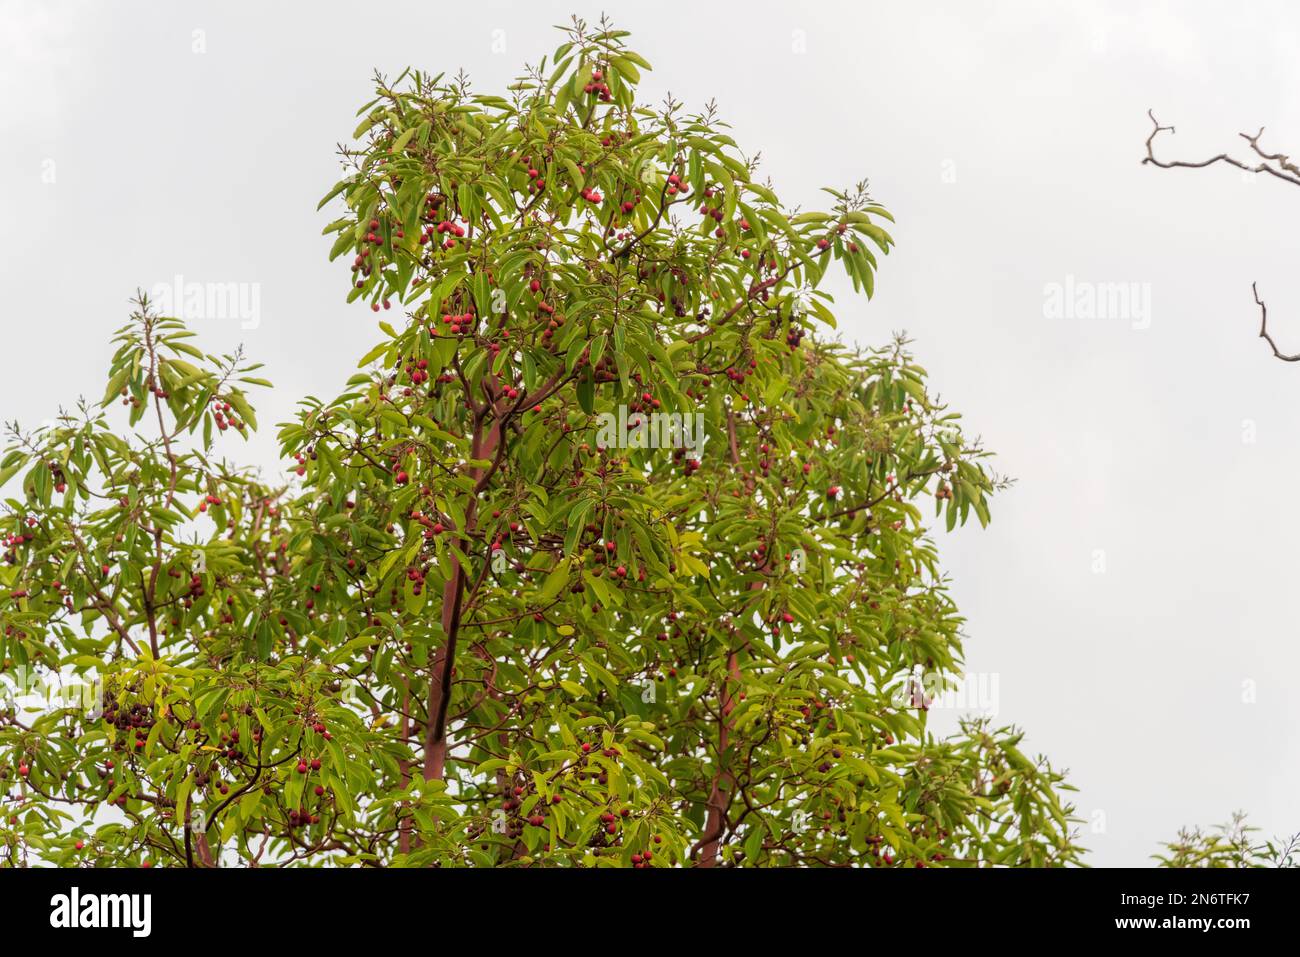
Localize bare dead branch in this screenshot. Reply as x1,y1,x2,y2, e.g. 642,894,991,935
1145,110,1300,362
1143,109,1300,187
1254,282,1300,362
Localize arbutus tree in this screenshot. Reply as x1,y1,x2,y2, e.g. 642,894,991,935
0,18,1083,868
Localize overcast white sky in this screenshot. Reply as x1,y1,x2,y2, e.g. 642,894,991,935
3,0,1298,866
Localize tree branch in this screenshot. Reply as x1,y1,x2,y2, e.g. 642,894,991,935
1144,109,1300,362
1253,282,1300,361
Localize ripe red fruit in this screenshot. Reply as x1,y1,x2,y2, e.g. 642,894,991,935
310,758,321,771
296,761,308,774
74,841,84,850
395,470,409,485
18,763,29,777
314,785,325,796
827,485,840,500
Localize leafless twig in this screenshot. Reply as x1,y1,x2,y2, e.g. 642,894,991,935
1253,282,1300,361
1145,109,1300,361
1143,109,1300,186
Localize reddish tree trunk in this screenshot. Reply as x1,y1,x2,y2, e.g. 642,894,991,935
423,412,503,782
697,651,741,867
697,417,760,866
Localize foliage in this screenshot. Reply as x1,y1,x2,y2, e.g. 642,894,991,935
0,18,1082,868
1155,812,1299,869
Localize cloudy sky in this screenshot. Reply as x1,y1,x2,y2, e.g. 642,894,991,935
3,0,1297,866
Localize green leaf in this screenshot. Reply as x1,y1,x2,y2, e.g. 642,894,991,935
539,561,570,602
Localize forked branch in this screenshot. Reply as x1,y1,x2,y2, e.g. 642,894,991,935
1143,109,1300,186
